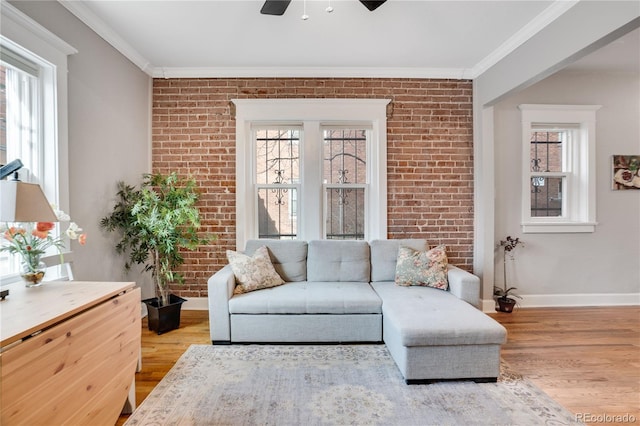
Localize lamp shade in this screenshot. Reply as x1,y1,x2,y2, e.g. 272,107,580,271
0,180,57,222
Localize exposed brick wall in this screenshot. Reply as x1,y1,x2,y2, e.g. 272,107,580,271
152,78,474,298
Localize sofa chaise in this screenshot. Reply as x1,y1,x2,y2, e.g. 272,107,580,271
208,239,507,383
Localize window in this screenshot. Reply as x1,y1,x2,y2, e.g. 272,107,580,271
234,98,389,249
519,104,600,233
255,127,300,239
323,128,367,240
1,48,41,184
1,3,76,282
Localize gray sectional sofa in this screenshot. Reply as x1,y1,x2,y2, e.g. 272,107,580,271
208,239,507,383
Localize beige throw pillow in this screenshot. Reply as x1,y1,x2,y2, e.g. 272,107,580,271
227,245,285,294
394,245,449,290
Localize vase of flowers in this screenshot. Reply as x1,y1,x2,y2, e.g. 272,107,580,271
1,208,86,286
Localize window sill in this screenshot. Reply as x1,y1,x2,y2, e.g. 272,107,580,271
521,222,597,234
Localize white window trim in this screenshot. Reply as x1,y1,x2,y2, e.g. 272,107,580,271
519,104,600,233
1,2,76,212
233,98,390,250
1,3,76,284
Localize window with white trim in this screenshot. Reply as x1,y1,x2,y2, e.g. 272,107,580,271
519,104,600,233
234,98,389,249
1,3,76,282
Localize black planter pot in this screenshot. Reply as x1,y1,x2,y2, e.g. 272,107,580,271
496,297,517,313
143,294,187,334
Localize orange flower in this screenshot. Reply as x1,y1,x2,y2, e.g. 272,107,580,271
36,222,55,232
32,229,49,239
4,227,25,241
78,234,87,246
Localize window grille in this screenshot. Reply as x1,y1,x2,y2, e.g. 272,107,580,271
323,129,367,240
530,131,564,217
255,128,300,239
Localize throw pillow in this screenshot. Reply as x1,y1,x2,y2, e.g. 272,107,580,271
227,246,285,294
394,245,449,290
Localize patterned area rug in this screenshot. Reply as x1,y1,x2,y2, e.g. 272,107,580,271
125,345,582,426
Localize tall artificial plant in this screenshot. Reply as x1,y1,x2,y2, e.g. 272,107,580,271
100,172,210,306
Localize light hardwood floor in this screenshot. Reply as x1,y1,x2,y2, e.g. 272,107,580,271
118,306,639,425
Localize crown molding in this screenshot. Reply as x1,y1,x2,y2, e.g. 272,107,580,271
57,0,153,74
469,0,580,79
1,1,77,55
152,66,472,80
56,0,577,81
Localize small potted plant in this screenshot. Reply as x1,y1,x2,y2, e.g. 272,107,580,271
100,172,211,333
494,235,524,313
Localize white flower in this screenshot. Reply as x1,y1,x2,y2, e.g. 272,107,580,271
65,222,83,239
51,205,71,221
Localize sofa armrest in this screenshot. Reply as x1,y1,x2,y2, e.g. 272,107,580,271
447,265,480,308
207,264,236,343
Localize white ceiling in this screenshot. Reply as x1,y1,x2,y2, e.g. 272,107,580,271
59,0,638,79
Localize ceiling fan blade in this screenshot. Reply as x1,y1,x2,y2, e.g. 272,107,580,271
359,0,387,11
260,0,292,15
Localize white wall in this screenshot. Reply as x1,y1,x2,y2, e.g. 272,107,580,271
9,1,154,297
473,2,639,309
493,69,640,306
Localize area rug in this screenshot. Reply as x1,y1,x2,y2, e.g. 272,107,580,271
125,344,582,426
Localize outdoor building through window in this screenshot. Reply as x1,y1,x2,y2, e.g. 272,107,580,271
323,128,367,240
529,129,565,217
256,128,300,239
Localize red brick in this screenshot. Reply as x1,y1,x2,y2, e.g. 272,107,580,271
152,77,474,296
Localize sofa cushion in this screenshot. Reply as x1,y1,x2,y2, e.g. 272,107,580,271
370,239,428,282
227,246,285,294
229,281,382,314
372,282,507,346
245,239,307,282
307,240,370,282
395,245,449,290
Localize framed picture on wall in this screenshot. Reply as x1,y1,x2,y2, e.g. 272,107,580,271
612,155,640,190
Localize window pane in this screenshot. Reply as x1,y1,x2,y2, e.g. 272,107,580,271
255,129,300,185
530,176,563,217
325,187,365,240
323,129,367,184
1,61,42,278
530,131,563,173
258,187,297,239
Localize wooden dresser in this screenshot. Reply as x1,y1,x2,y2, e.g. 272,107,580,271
0,281,141,425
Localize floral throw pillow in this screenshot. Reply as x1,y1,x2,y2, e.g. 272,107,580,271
394,245,449,290
227,246,285,294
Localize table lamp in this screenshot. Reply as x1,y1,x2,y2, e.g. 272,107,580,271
0,159,57,222
0,160,58,299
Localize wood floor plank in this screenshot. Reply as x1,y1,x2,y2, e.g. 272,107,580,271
117,306,640,425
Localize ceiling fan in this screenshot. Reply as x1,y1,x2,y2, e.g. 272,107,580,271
261,0,387,16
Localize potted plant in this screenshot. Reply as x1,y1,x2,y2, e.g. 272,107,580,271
100,172,210,333
494,235,524,313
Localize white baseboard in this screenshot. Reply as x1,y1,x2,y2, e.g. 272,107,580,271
183,295,640,313
182,297,209,310
481,292,640,313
